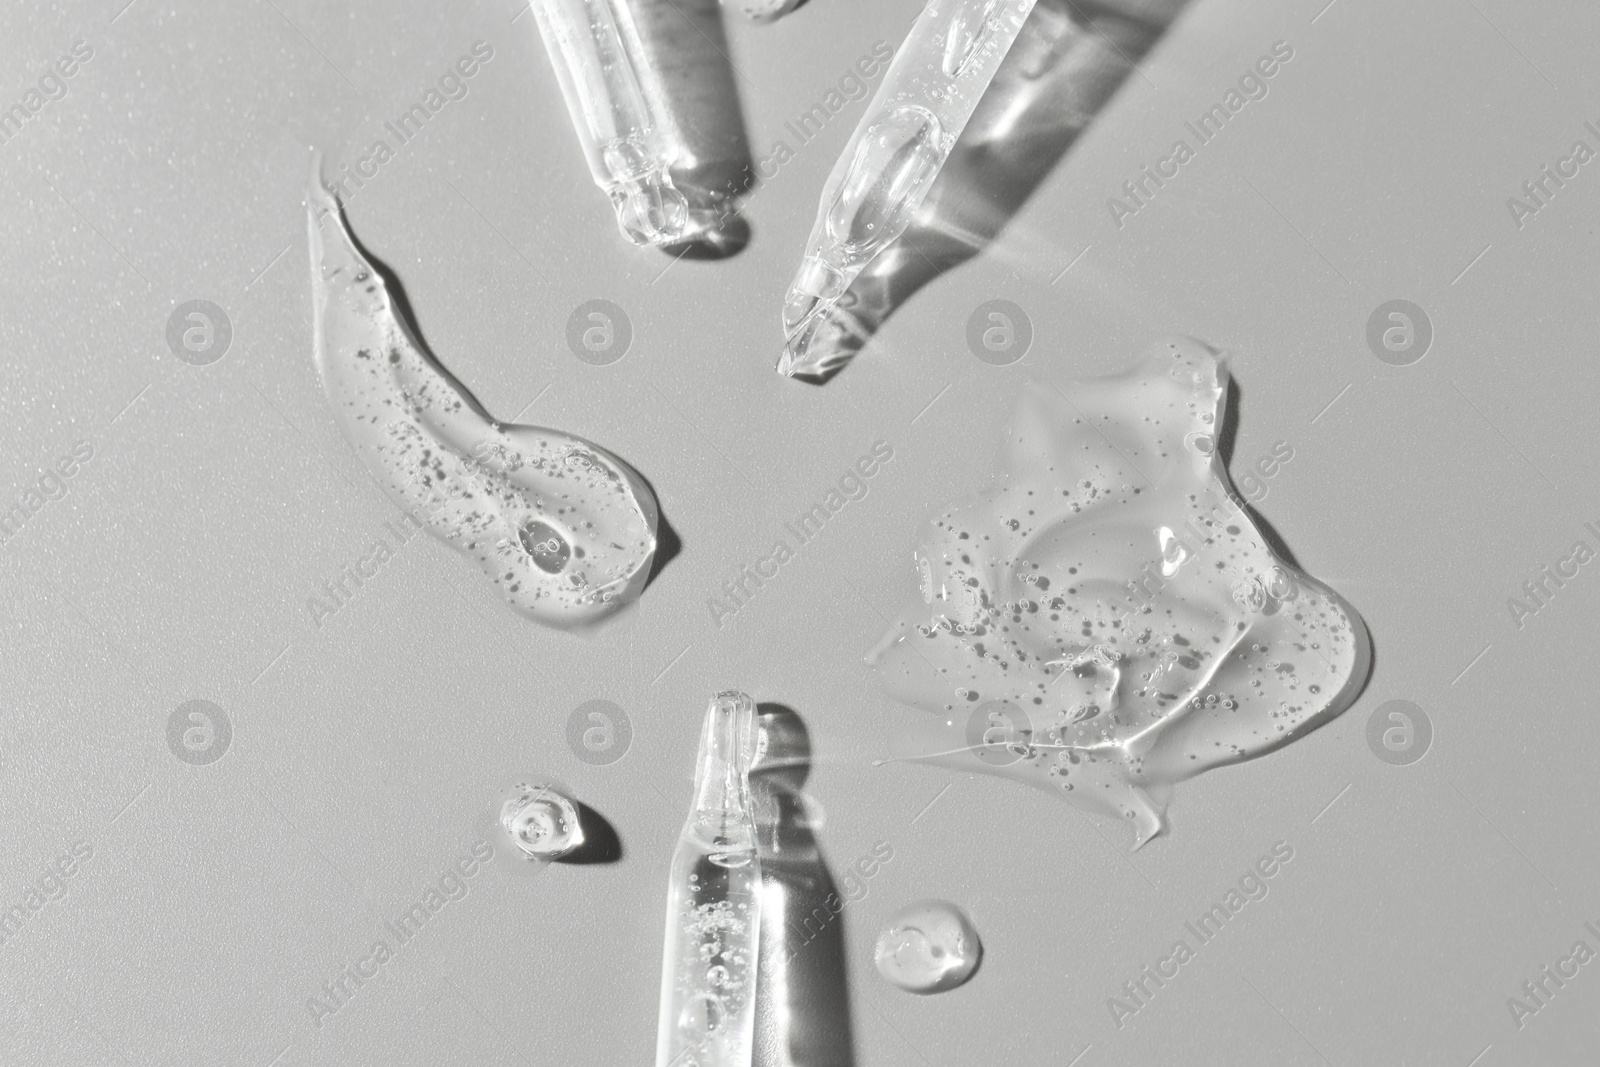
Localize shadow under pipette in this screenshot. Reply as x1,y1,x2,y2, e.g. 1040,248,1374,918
632,0,756,259
788,0,1193,382
751,703,857,1067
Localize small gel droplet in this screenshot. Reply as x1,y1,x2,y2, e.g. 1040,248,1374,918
874,900,982,994
498,782,583,860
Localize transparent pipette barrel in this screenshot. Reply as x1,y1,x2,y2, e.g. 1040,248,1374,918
656,691,762,1067
780,0,1037,368
630,0,753,255
529,0,689,246
778,0,1186,382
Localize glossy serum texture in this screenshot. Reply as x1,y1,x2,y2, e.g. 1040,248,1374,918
867,338,1370,847
657,692,762,1067
874,900,982,994
497,780,584,862
307,180,659,630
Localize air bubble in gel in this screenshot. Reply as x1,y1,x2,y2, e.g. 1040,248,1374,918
306,171,659,631
874,900,982,994
497,780,584,861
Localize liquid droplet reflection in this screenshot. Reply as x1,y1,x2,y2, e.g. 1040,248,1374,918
874,900,982,994
824,106,944,263
519,520,572,574
496,779,584,862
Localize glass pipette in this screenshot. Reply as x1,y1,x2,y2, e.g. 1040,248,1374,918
529,0,690,246
778,0,1038,373
656,691,763,1067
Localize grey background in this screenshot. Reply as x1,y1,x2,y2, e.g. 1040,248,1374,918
2,0,1598,1064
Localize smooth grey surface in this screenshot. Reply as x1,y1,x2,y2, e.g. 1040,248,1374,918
3,0,1599,1064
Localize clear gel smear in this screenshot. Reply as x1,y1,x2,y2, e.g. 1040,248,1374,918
657,691,762,1067
867,338,1371,847
306,172,659,631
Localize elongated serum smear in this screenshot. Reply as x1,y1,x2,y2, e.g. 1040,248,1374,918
306,178,659,630
867,338,1370,847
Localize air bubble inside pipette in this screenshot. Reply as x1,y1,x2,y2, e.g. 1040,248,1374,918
779,0,1038,371
529,0,692,246
655,692,762,1067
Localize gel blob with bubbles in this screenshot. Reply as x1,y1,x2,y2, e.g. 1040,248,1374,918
867,337,1370,847
307,175,659,631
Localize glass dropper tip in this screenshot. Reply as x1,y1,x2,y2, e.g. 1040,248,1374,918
700,690,760,785
609,170,691,247
778,254,855,376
